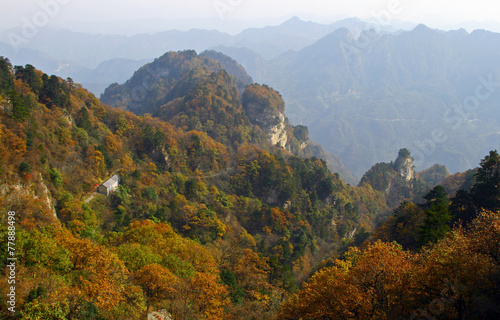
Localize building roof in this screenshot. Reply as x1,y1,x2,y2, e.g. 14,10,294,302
102,174,120,188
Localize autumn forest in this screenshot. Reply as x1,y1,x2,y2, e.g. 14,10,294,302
0,50,499,320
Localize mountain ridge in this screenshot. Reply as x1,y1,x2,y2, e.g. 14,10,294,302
100,50,358,183
223,24,500,179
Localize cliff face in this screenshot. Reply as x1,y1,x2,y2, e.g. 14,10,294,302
393,149,416,182
242,84,288,147
268,113,288,147
245,105,287,147
241,84,358,183
385,149,417,207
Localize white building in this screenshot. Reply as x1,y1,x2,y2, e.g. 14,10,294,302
97,174,120,196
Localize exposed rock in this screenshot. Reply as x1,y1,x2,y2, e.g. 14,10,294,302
346,227,357,239
266,113,288,147
39,173,58,219
148,309,173,320
62,111,74,126
393,148,416,181
0,175,58,220
242,84,288,148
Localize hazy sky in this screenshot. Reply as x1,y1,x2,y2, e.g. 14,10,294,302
1,0,500,34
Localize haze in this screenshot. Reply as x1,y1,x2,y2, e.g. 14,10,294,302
1,0,500,35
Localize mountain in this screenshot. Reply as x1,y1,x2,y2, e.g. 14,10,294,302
208,46,272,83
199,50,254,87
446,20,500,33
230,25,500,179
0,17,394,98
0,28,234,68
74,58,154,96
3,47,499,318
0,55,391,318
0,40,152,96
0,17,378,66
101,50,358,183
230,17,374,59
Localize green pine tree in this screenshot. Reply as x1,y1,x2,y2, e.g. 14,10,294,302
418,186,453,247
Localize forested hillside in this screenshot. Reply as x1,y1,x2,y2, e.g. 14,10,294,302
1,47,499,319
101,50,357,183
0,55,390,319
282,151,500,319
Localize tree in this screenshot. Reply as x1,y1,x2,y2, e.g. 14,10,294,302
40,74,70,109
279,241,417,320
134,263,178,314
11,91,36,121
415,212,500,319
419,186,453,247
48,165,64,188
373,201,425,250
450,189,477,227
185,272,229,320
0,56,13,93
19,301,70,320
19,161,31,174
142,186,158,202
76,106,92,129
57,230,135,311
15,64,43,95
471,150,500,211
116,243,162,272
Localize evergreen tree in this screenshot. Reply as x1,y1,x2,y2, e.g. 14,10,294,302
15,64,43,95
450,189,477,227
76,106,92,129
418,186,453,247
470,150,500,211
0,57,13,93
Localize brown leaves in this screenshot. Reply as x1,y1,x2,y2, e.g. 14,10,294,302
134,263,178,306
55,229,132,310
185,272,229,320
280,241,416,319
280,211,500,320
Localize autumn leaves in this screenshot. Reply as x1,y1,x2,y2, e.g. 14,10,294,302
279,210,500,319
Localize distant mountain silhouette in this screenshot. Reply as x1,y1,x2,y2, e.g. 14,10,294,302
224,25,500,178
0,17,387,94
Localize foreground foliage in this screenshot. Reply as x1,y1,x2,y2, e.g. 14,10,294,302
279,210,500,319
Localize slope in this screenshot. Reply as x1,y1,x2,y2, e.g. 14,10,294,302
0,56,389,318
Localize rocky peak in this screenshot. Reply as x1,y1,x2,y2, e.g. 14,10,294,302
242,84,288,147
393,148,415,181
359,148,425,207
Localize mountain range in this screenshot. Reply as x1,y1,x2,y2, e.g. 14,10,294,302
217,25,500,178
2,25,500,317
0,52,393,318
2,17,500,181
0,17,397,95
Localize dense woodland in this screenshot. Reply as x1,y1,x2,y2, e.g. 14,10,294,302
0,52,499,319
281,150,500,319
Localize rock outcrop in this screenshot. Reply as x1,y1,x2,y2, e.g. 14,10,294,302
265,112,288,147
359,148,426,207
242,84,288,148
393,148,416,182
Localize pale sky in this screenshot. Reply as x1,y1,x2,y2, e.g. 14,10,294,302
1,0,500,34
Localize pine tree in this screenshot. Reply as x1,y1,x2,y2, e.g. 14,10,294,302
471,150,500,211
418,186,453,247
